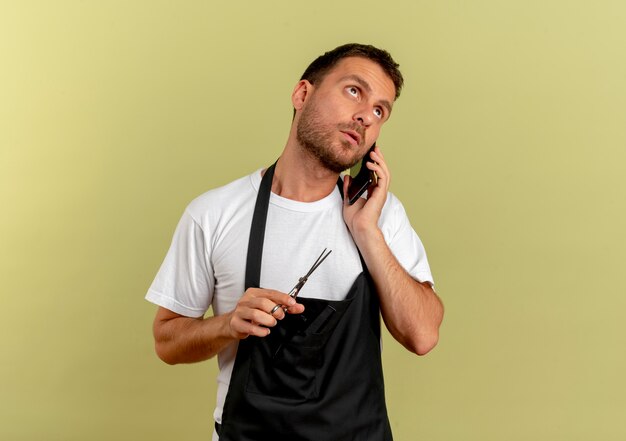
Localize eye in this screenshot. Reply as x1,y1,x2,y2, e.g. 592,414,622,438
347,86,359,97
373,107,383,119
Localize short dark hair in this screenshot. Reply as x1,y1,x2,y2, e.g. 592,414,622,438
300,43,404,100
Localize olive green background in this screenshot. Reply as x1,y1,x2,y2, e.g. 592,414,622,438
1,1,625,440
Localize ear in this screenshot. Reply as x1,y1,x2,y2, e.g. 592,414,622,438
291,80,313,111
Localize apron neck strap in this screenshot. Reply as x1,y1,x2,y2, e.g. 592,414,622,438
244,163,348,290
244,162,276,290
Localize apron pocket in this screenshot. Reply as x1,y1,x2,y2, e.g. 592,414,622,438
245,297,353,401
245,330,325,400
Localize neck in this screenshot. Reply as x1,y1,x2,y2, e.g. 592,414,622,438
267,133,341,203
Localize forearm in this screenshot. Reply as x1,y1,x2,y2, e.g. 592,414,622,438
153,311,236,365
353,227,444,355
152,289,305,365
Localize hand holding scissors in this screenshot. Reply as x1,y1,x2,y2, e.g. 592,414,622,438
227,249,331,339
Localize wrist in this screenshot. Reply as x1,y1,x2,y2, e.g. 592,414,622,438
351,223,384,250
219,311,238,340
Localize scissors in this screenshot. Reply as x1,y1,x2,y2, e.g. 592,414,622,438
270,248,332,315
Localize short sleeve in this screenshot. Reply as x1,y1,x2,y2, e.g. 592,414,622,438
380,194,434,286
145,208,214,317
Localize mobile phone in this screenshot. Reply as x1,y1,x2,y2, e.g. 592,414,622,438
347,144,378,205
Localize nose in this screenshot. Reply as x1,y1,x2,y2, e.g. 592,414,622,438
353,106,374,127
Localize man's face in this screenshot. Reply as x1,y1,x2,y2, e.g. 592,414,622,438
296,57,396,173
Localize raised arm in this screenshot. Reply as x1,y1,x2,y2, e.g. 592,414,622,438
342,146,444,355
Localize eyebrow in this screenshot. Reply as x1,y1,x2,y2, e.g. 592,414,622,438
340,74,393,116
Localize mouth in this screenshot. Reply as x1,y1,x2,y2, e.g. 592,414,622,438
341,130,362,146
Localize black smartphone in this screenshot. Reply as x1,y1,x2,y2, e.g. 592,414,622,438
347,144,378,205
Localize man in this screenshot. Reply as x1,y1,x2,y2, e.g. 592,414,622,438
146,43,444,440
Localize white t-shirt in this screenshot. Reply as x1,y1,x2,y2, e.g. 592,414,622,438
146,168,434,431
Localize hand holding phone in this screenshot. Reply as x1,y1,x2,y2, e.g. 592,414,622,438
347,144,378,205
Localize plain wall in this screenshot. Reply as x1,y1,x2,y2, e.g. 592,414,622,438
1,1,625,439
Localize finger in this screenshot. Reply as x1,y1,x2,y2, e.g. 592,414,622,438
370,147,390,176
269,304,286,320
366,159,385,181
236,296,283,323
251,288,299,309
267,298,305,317
244,289,306,320
366,159,390,190
230,315,271,338
373,145,385,161
248,296,288,318
369,150,388,174
284,303,305,314
237,306,278,328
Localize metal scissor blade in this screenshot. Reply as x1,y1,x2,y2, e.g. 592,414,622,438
304,248,332,279
288,248,332,299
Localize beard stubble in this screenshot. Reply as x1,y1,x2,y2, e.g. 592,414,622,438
296,100,365,173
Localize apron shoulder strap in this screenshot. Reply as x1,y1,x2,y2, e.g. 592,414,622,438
244,162,276,290
245,169,366,290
